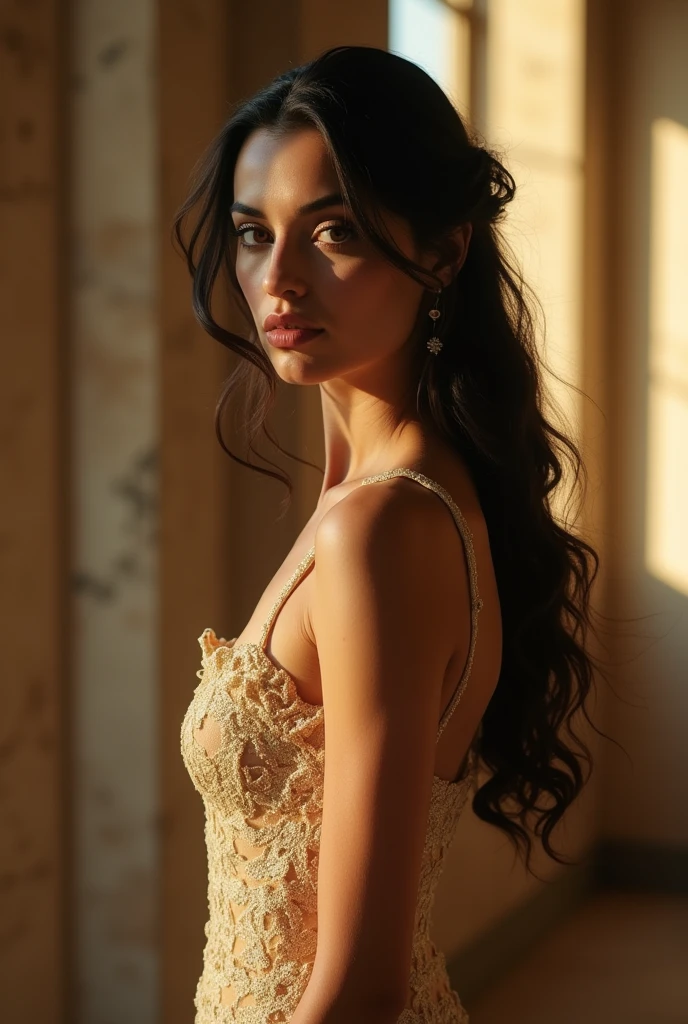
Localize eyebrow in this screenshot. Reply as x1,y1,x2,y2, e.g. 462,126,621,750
230,192,345,218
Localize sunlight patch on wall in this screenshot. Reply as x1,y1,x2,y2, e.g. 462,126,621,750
389,0,471,115
485,0,585,450
645,117,688,596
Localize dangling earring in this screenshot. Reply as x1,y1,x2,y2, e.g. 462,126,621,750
426,289,443,355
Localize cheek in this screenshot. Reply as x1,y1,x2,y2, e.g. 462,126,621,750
333,262,421,345
235,260,260,310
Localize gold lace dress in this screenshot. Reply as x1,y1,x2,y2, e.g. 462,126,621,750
181,469,483,1023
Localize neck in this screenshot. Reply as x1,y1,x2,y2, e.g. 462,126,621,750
317,371,429,498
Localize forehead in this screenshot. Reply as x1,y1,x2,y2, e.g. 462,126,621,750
233,127,339,209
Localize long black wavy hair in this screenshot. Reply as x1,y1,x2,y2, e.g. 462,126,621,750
173,45,607,870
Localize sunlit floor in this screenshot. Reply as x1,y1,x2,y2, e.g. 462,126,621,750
467,893,688,1024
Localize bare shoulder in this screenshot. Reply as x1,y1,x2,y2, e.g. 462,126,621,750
315,472,463,567
311,474,471,702
303,477,474,1007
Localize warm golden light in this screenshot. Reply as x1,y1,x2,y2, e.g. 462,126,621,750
487,0,585,163
645,117,688,596
389,0,472,115
486,0,586,504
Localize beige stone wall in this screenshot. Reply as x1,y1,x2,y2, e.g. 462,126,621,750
70,0,158,1020
598,0,688,848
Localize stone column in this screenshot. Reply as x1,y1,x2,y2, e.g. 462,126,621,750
70,1,158,1021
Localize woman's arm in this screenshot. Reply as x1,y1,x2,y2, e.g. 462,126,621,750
290,478,470,1022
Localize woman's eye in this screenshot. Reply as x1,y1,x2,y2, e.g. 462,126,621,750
235,225,270,247
320,223,355,245
233,221,356,249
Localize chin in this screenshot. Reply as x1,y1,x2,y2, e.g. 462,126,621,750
267,344,377,388
269,352,328,386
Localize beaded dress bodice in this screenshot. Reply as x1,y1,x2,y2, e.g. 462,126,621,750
180,468,483,1023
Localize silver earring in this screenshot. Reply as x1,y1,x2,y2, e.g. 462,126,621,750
426,290,443,355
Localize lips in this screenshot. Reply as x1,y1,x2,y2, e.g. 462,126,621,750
263,312,321,332
265,326,324,348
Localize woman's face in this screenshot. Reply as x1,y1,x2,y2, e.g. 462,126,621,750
231,126,439,387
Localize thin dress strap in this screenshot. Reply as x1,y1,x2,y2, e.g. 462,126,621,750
359,467,483,742
259,546,316,651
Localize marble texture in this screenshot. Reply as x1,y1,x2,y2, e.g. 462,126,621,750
71,1,158,1021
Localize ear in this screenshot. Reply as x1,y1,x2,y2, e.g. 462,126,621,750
433,223,473,288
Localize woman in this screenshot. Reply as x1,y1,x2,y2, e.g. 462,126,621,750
178,45,600,1024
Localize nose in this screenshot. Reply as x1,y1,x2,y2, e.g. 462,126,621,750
262,237,309,300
